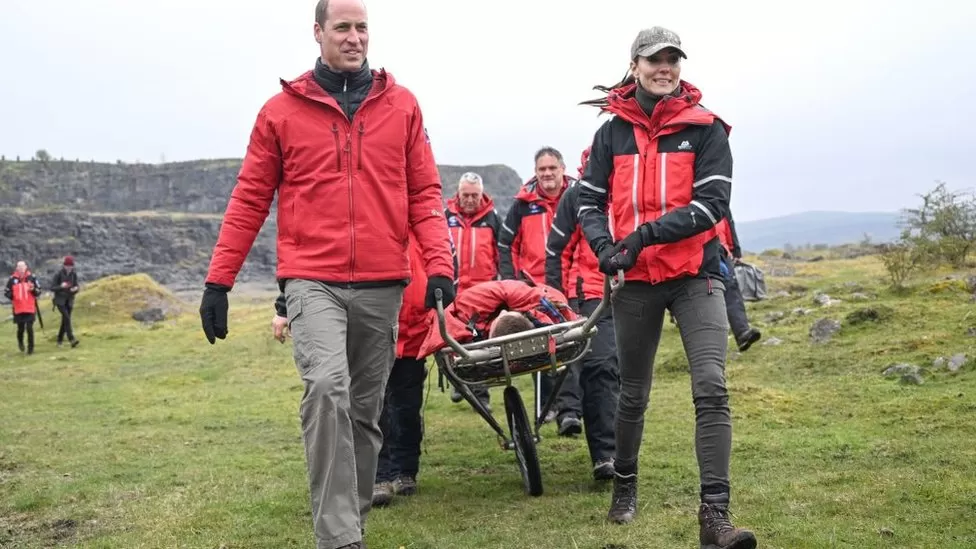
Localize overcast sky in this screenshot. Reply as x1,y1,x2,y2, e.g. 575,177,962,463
2,0,974,222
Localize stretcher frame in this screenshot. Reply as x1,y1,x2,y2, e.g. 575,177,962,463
432,271,623,496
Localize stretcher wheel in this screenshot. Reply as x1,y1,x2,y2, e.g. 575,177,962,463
503,386,543,497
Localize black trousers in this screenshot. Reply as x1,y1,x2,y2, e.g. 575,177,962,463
14,313,35,352
56,301,75,343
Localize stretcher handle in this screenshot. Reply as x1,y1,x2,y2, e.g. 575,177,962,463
581,269,624,335
434,288,472,359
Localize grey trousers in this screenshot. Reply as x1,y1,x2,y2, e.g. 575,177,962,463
285,280,404,549
611,277,733,496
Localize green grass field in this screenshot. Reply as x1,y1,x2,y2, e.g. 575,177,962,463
1,255,974,548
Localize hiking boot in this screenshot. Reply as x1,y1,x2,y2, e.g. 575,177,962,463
57,341,63,348
395,475,417,496
735,329,761,352
450,386,463,403
70,339,80,348
18,342,25,353
371,481,395,507
543,409,558,424
593,458,615,481
699,494,756,549
558,415,583,437
607,473,638,524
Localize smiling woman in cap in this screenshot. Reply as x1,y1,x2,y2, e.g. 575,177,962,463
574,27,757,548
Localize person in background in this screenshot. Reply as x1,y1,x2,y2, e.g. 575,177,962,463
198,2,455,547
5,260,42,355
576,25,757,548
717,215,761,351
444,171,501,410
545,147,619,480
498,147,576,422
50,255,80,348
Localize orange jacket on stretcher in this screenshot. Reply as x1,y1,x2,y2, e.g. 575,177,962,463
416,279,578,358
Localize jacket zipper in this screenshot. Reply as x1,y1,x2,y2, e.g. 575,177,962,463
470,225,477,268
357,121,364,170
331,123,341,171
346,130,355,279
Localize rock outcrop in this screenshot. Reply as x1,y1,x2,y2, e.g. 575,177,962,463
0,158,524,289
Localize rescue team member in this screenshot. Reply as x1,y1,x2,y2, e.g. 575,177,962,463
497,147,576,422
272,232,440,509
5,261,42,355
576,26,757,548
545,147,619,481
50,255,80,348
198,2,455,548
717,215,761,351
444,172,501,410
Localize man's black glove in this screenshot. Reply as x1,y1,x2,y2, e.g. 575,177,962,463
425,276,456,309
200,283,230,344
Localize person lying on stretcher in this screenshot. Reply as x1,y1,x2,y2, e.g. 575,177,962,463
416,279,580,358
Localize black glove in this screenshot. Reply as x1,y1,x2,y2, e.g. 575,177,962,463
425,276,456,309
597,242,621,275
200,283,230,344
609,227,651,272
274,293,287,317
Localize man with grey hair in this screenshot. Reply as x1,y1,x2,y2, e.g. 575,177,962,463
198,1,455,548
444,171,501,410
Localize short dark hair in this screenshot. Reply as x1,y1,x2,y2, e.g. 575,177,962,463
490,312,535,338
315,0,329,26
534,146,564,165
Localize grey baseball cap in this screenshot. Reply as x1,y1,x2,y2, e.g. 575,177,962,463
630,26,687,60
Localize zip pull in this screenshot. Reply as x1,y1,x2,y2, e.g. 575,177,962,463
707,278,713,295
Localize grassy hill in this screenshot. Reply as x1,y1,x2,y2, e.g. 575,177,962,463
1,253,974,548
735,211,902,253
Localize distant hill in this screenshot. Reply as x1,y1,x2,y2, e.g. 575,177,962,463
735,210,903,253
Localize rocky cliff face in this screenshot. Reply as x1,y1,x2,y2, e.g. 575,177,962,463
0,158,524,289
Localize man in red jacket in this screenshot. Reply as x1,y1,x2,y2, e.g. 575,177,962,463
444,171,501,409
498,147,576,421
199,2,454,547
5,261,42,356
545,148,619,481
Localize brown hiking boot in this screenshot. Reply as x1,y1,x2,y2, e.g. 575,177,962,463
607,473,638,524
371,481,395,507
699,494,756,549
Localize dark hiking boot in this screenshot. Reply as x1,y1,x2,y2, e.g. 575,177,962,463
558,415,583,437
395,475,417,496
450,386,463,403
70,339,80,348
699,493,756,549
735,328,761,352
18,342,25,353
371,481,395,507
593,458,615,481
607,473,638,524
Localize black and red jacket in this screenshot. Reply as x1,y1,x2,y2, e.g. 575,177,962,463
206,68,454,289
445,193,501,293
577,80,732,285
497,176,573,284
546,157,604,302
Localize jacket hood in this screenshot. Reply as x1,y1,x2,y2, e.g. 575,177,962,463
279,67,394,106
603,79,730,135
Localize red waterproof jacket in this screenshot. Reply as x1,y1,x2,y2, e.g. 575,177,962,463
497,177,572,284
445,193,501,293
576,80,733,285
397,233,429,359
205,69,453,288
6,270,40,315
546,149,605,301
416,280,578,358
